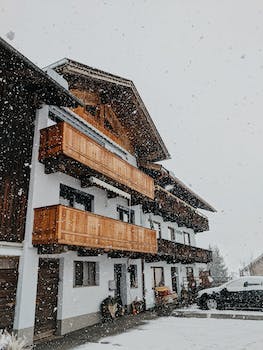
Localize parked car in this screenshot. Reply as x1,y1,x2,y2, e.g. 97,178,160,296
197,276,263,310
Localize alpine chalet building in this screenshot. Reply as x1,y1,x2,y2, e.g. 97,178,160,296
0,38,215,344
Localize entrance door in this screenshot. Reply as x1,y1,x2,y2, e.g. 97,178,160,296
171,267,178,293
114,264,127,305
34,258,59,339
0,257,19,331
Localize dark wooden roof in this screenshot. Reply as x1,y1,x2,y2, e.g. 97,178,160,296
48,58,170,162
0,37,81,107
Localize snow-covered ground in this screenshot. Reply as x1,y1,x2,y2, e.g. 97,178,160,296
71,317,263,350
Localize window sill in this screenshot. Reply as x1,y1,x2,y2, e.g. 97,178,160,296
73,284,99,288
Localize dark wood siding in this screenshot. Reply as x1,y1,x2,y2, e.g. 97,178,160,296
34,258,59,339
0,94,36,242
0,257,19,330
1,38,80,243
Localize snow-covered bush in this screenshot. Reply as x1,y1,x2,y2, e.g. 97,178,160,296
0,330,31,350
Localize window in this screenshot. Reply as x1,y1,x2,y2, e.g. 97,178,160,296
168,227,175,241
60,184,93,212
152,267,164,288
129,265,138,288
151,221,161,238
85,104,99,117
175,229,183,242
247,278,263,286
117,205,135,224
186,267,194,277
243,278,263,288
184,232,191,245
244,281,262,287
104,118,115,133
74,261,84,286
226,279,244,291
74,261,99,287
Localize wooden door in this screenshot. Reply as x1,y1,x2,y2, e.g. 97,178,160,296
0,257,19,331
34,259,59,339
114,264,122,302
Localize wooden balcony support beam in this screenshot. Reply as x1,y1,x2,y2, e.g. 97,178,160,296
77,248,105,256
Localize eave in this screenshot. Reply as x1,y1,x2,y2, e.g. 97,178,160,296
140,162,216,212
0,37,82,107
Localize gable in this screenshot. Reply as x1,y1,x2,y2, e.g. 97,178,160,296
70,88,135,154
51,59,170,162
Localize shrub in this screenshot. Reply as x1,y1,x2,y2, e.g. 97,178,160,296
0,330,31,350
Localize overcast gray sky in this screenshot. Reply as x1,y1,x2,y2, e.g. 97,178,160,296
1,0,263,273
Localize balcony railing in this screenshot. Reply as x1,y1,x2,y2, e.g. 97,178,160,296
33,205,157,254
154,186,209,232
157,238,212,263
39,122,154,199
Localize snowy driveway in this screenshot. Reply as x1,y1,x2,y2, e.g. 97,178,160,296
71,317,263,350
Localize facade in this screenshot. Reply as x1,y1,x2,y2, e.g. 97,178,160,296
0,39,215,344
240,254,263,276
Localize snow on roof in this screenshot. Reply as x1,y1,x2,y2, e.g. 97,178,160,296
0,37,82,107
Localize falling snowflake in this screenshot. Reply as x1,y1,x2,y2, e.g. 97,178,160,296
6,31,15,41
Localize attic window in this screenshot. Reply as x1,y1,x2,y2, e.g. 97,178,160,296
104,118,118,136
85,104,98,117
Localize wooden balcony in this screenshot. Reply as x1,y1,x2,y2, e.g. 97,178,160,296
157,238,212,264
141,186,209,233
33,205,157,254
39,122,154,199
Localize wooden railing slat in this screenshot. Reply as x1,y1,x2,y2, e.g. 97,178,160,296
39,122,154,199
33,205,157,254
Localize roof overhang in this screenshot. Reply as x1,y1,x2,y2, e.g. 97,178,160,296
0,38,82,107
48,58,170,162
141,162,216,212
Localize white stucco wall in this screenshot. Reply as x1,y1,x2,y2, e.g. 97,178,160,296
57,252,143,321
13,248,39,334
13,106,50,335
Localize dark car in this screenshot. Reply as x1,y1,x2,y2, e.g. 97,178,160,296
197,276,263,310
